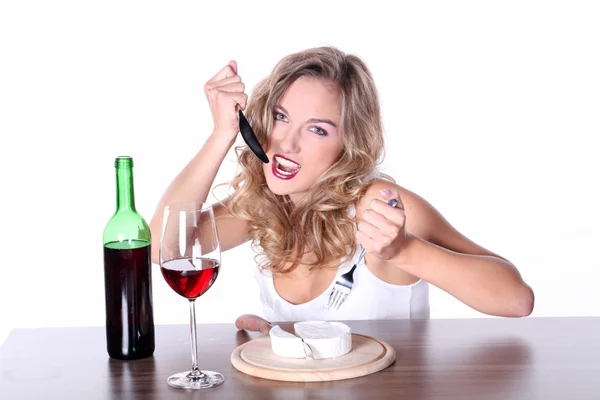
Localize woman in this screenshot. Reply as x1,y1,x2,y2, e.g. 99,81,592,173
149,46,534,335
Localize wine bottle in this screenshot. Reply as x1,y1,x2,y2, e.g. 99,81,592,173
102,156,155,360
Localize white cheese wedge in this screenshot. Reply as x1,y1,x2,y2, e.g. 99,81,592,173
269,325,307,358
268,321,353,360
294,321,352,359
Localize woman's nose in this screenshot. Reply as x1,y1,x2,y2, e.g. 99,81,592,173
277,128,301,153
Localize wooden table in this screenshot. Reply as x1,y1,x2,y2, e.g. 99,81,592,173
1,317,599,399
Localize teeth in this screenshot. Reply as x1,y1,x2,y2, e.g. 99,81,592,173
274,156,301,171
276,167,294,176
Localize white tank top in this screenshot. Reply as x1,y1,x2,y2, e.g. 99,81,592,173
253,242,430,322
252,175,430,322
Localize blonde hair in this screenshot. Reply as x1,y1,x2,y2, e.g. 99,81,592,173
224,46,391,274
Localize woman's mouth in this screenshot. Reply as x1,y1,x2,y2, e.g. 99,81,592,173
272,155,301,180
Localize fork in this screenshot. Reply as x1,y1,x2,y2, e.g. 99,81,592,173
327,198,398,310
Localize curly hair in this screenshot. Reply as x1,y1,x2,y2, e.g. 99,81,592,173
220,46,391,274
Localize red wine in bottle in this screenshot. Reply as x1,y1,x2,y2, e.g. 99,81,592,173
102,156,155,360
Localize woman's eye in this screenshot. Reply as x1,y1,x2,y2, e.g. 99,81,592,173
311,126,328,136
274,112,288,122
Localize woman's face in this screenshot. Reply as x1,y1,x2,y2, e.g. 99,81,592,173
262,76,344,204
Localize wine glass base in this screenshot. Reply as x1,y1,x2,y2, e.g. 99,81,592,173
167,370,224,390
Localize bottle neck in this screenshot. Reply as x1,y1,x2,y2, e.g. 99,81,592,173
115,167,136,212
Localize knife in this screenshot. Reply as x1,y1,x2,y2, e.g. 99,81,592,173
238,110,269,164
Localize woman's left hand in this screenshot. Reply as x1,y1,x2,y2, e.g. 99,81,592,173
357,189,408,260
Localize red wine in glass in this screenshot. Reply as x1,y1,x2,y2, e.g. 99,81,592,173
160,258,219,299
160,201,224,390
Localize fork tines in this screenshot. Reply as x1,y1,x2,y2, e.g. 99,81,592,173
328,282,351,310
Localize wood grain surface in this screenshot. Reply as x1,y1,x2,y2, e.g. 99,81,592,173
2,317,600,399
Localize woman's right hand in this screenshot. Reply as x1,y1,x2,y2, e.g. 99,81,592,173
235,314,273,336
203,60,248,145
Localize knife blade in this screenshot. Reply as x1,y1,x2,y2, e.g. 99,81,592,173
238,110,269,164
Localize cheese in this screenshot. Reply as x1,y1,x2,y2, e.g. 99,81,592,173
269,325,307,358
269,321,352,360
294,321,352,359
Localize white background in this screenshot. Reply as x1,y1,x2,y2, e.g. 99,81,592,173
1,1,598,347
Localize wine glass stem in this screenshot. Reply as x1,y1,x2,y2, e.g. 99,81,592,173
189,299,201,376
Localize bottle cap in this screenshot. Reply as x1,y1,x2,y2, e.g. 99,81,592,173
115,156,133,168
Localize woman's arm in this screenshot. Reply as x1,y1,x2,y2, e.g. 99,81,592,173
357,180,534,317
149,61,251,263
397,233,534,317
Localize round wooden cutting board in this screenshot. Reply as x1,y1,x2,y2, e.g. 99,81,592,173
230,333,396,382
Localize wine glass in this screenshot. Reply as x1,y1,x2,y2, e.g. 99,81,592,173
159,201,224,390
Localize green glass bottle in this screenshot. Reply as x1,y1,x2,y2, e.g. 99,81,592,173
102,156,155,360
